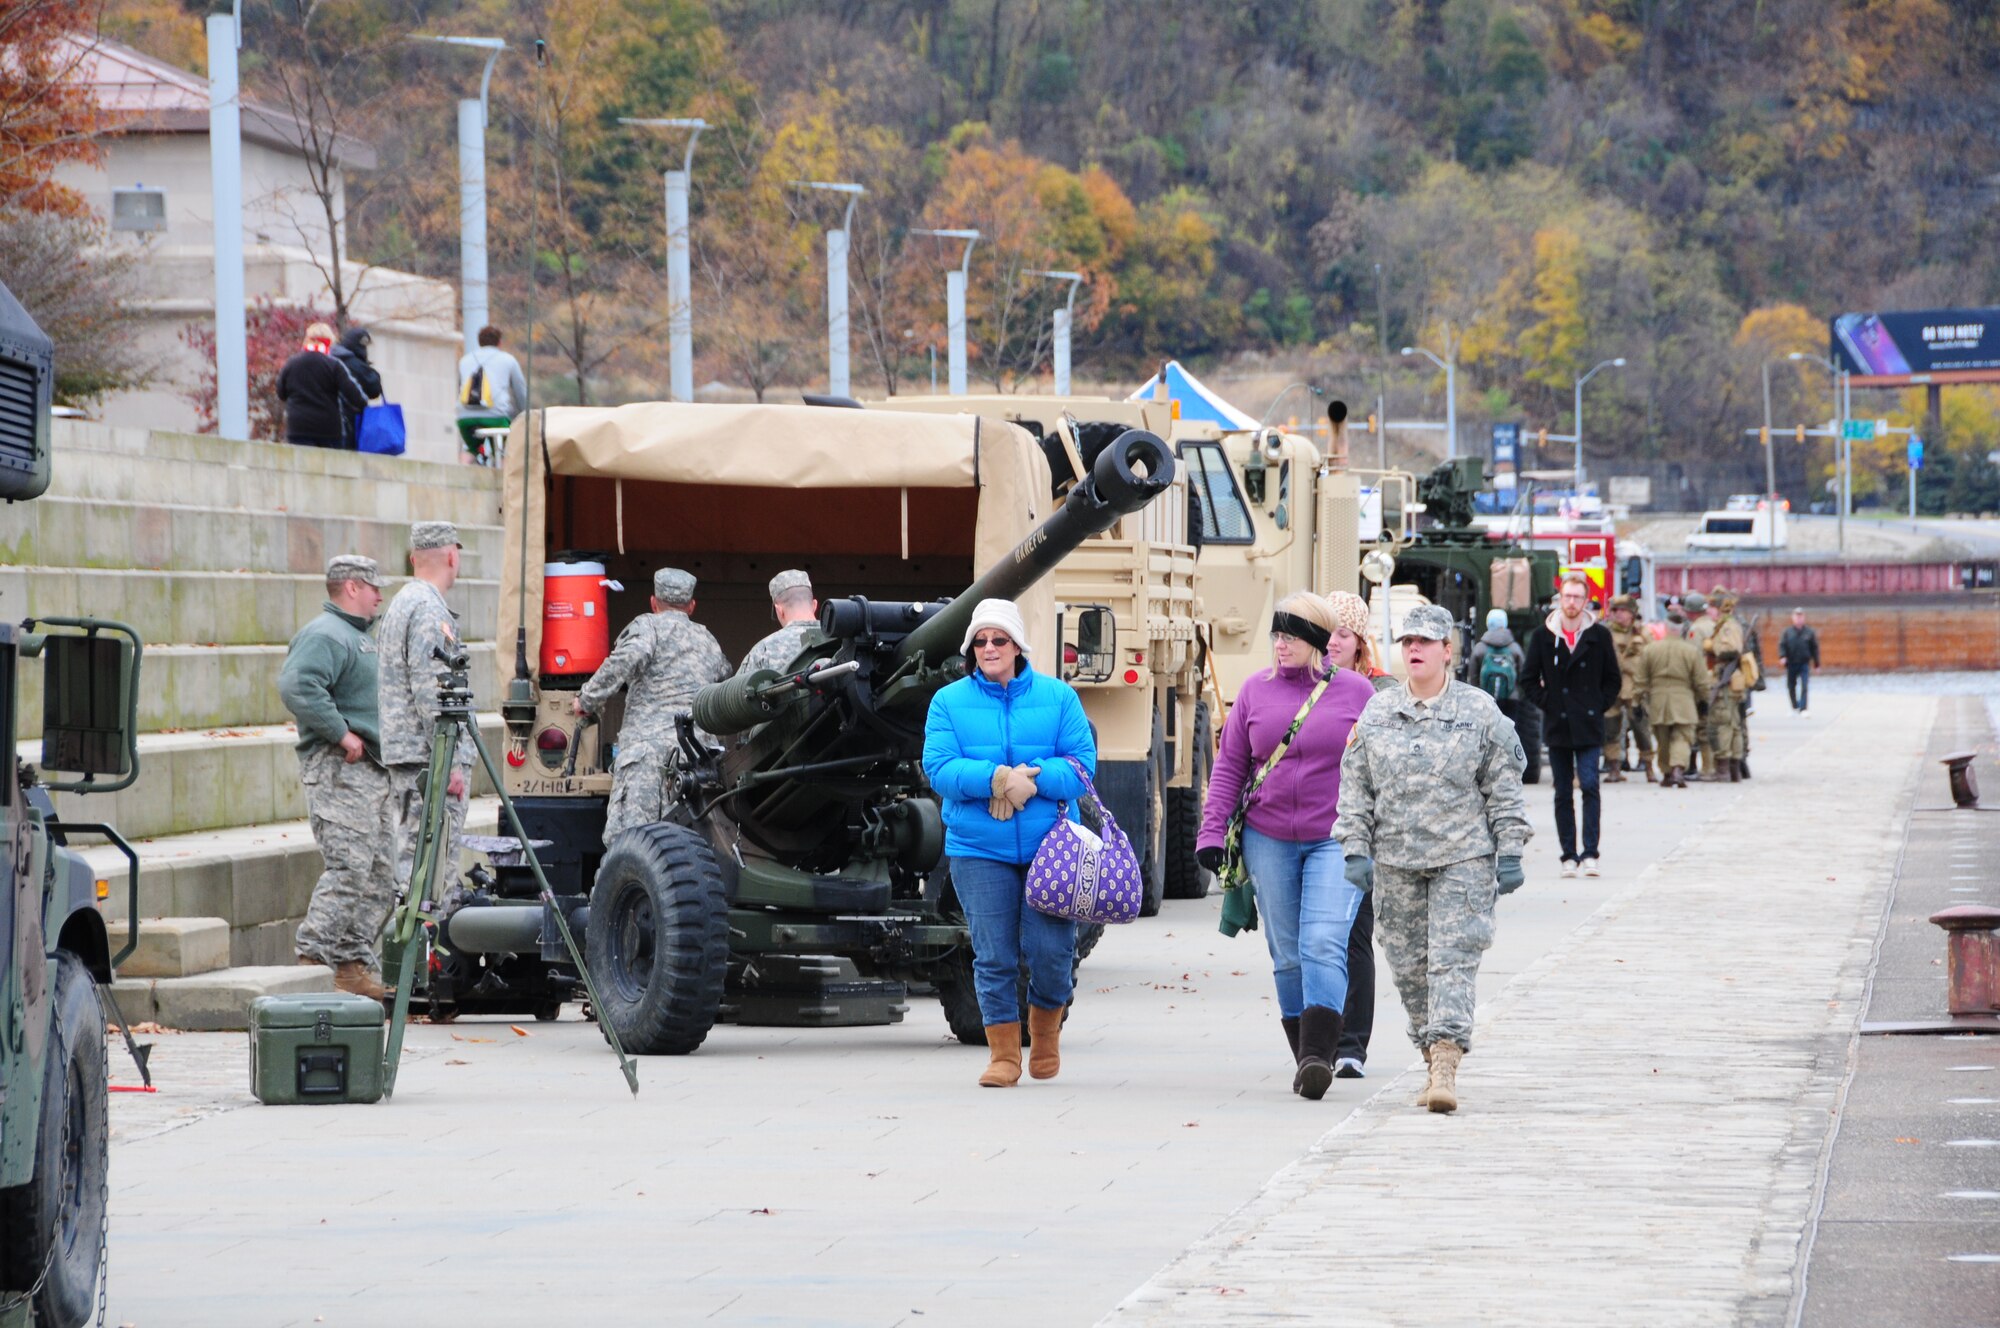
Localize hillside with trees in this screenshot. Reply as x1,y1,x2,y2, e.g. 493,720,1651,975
59,1,2000,502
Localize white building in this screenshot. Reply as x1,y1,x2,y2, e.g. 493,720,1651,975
51,38,465,465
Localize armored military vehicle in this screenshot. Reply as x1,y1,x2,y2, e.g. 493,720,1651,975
0,282,146,1325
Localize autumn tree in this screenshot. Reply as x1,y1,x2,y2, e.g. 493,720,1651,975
0,0,112,214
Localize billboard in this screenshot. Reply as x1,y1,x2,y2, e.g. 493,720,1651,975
1830,308,2000,379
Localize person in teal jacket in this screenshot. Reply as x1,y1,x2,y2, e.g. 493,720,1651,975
922,598,1096,1088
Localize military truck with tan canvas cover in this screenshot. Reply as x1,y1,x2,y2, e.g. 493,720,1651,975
456,403,1176,1050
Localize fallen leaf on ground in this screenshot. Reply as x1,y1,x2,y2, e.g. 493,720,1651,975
749,1207,774,1215
510,1025,530,1037
445,1058,469,1066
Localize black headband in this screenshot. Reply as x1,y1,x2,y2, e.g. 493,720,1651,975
1271,611,1331,653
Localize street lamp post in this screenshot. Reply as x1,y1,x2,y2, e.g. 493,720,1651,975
1791,351,1847,553
1259,381,1321,432
792,181,864,397
413,37,506,355
1399,332,1457,459
1573,357,1626,490
1026,269,1082,394
207,3,247,440
620,117,706,403
912,229,979,395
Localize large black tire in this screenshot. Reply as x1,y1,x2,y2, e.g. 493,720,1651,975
1074,922,1104,965
1162,700,1214,900
586,824,730,1055
928,870,1090,1047
0,950,107,1328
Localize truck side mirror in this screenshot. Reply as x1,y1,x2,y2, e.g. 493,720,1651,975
25,618,143,793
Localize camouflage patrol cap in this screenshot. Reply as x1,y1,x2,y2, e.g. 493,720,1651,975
768,569,812,600
1609,593,1637,613
411,520,461,551
1396,603,1456,642
1682,591,1707,613
654,567,696,603
326,554,381,587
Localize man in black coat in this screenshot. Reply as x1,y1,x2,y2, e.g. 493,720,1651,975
330,326,383,446
1777,607,1820,712
276,322,367,449
1522,572,1623,877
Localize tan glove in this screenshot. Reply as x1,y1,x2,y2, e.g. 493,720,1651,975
1002,764,1041,811
989,766,1016,821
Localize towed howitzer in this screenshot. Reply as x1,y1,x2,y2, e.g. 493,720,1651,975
438,428,1174,1058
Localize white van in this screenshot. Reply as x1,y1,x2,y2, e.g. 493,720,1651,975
1687,498,1789,550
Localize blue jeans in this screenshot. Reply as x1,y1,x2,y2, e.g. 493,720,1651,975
949,856,1077,1026
1239,828,1364,1018
1549,744,1602,862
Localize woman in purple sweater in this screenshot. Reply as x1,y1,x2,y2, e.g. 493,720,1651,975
1197,592,1378,1099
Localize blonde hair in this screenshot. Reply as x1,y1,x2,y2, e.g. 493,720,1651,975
1269,592,1336,674
305,322,337,344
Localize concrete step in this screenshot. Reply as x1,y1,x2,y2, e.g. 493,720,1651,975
29,717,502,841
15,642,498,741
0,566,497,648
0,495,504,580
107,916,231,978
112,963,337,1031
89,797,505,967
49,420,500,527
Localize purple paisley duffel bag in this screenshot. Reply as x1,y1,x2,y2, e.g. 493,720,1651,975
1023,758,1144,925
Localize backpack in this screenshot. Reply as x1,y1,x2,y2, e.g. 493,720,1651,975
459,357,493,409
1479,647,1517,704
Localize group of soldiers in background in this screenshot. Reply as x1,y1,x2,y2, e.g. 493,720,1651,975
1611,585,1759,789
281,516,822,997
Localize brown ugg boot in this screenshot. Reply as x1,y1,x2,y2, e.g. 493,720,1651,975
1425,1042,1464,1114
979,1023,1023,1087
1027,1006,1064,1080
333,962,386,1000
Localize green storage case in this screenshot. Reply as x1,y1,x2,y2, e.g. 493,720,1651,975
248,993,386,1105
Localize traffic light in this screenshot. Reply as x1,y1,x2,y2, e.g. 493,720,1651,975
1759,425,1771,448
1537,427,1548,448
1367,412,1378,434
1795,424,1806,443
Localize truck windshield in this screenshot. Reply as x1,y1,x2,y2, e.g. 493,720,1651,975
1183,442,1253,543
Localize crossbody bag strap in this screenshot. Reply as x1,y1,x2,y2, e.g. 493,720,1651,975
1241,676,1330,803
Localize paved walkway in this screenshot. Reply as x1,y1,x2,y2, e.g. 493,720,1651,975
1107,692,1934,1325
102,688,1938,1325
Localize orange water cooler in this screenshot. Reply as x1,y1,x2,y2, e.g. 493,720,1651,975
541,559,619,679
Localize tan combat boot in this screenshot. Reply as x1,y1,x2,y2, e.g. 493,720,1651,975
1027,1006,1063,1080
333,962,387,1000
979,1023,1023,1087
1414,1044,1433,1107
1425,1042,1463,1113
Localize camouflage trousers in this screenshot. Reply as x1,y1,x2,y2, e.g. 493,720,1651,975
1603,702,1653,762
1709,693,1746,760
605,747,673,842
1654,721,1698,772
1373,856,1498,1052
294,746,397,968
389,763,471,904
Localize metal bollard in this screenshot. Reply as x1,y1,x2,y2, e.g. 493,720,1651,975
1929,905,2000,1016
1942,751,1980,809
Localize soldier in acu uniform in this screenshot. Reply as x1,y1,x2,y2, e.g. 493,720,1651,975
379,521,476,899
280,555,395,998
1335,604,1531,1115
736,568,819,678
573,567,731,840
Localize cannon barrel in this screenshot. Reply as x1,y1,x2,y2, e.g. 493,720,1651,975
896,428,1174,668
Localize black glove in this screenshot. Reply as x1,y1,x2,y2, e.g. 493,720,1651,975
1196,845,1226,872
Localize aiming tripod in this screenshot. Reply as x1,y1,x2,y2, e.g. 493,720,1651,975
380,644,638,1097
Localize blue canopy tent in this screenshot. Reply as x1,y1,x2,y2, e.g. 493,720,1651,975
1127,360,1260,430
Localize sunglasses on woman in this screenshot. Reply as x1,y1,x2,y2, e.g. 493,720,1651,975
972,634,1012,649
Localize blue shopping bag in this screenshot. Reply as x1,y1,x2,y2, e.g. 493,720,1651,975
356,402,406,456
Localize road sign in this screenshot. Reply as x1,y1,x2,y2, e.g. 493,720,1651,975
1491,422,1519,468
1876,417,1890,438
1841,419,1872,441
1908,436,1924,470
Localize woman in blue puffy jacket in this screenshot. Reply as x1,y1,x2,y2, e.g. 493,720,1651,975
922,597,1096,1088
